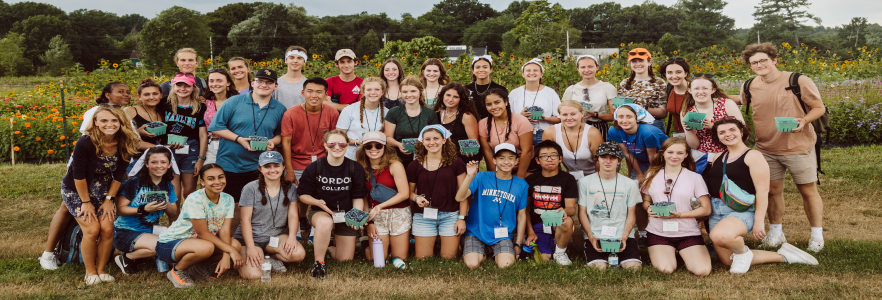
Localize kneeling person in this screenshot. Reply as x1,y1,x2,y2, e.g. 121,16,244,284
524,141,578,265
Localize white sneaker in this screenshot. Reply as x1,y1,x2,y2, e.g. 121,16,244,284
808,237,824,252
728,246,754,274
267,257,287,273
552,252,572,266
39,254,59,270
760,232,787,248
84,275,101,285
777,243,819,265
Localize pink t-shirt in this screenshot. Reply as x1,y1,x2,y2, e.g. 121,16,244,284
478,113,533,152
326,75,364,105
645,170,709,237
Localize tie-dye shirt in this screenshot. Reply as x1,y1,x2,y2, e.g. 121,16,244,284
113,177,179,233
158,189,234,243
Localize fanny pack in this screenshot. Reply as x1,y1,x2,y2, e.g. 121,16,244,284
369,170,397,203
719,151,755,212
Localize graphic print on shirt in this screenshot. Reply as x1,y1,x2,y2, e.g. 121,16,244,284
318,174,351,191
196,206,225,239
351,85,361,95
482,189,516,204
170,122,185,134
532,185,563,210
135,187,165,225
165,112,197,132
589,188,623,219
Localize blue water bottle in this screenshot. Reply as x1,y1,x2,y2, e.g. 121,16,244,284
156,258,170,272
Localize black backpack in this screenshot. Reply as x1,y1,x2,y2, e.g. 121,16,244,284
53,222,84,265
742,72,829,183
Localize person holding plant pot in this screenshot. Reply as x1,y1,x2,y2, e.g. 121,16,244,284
384,76,439,168
478,88,533,178
159,73,208,203
434,82,481,164
509,58,561,148
680,74,744,172
618,48,667,133
562,55,617,140
466,55,506,120
541,100,603,180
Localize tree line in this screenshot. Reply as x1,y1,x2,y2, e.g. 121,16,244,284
0,0,879,76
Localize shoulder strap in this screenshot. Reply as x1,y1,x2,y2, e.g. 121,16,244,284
315,157,326,181
743,78,755,115
786,73,808,114
664,83,674,136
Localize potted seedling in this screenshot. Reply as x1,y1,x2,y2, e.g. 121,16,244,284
249,136,268,151
525,106,544,120
458,139,480,155
683,112,706,130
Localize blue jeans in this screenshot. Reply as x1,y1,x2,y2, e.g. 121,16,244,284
533,129,545,145
155,238,186,263
113,228,147,253
651,119,666,133
173,139,200,174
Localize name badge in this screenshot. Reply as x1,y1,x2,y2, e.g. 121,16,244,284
152,225,168,236
311,155,317,162
175,145,189,155
212,140,219,150
663,221,679,232
332,211,345,223
601,225,617,237
268,236,280,248
543,224,552,234
569,170,584,180
494,226,509,239
423,207,438,220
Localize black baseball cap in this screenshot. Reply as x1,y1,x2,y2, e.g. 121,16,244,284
254,69,278,83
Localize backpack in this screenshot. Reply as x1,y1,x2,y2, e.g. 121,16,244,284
53,222,84,265
664,83,674,136
742,72,829,183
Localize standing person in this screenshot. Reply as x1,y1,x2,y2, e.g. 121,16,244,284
273,46,308,109
541,100,603,180
466,55,507,120
577,142,642,270
509,58,561,146
659,57,690,137
434,82,481,164
235,151,306,280
204,69,239,165
478,88,533,178
618,48,667,132
156,164,243,288
297,130,368,279
703,119,818,273
161,48,206,98
159,73,208,202
524,141,578,265
113,146,180,275
208,69,286,232
408,126,468,259
355,131,412,261
419,58,450,108
384,76,439,168
381,59,404,109
639,138,712,276
561,55,617,140
680,74,744,164
62,105,140,284
337,77,388,160
325,49,364,111
455,144,529,270
739,43,827,252
228,57,254,94
281,77,340,185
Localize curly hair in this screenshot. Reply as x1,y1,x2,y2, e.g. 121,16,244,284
85,105,140,162
742,42,778,65
414,127,458,167
434,82,478,118
355,143,400,182
639,137,696,193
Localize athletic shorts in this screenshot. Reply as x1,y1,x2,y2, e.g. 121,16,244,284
463,235,515,257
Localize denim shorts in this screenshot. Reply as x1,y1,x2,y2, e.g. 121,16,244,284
412,211,460,237
155,238,187,264
629,160,650,179
708,197,755,233
173,139,200,174
113,228,147,253
532,129,545,145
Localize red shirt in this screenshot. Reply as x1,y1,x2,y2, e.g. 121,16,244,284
666,90,686,133
280,104,339,169
326,75,364,105
367,167,408,209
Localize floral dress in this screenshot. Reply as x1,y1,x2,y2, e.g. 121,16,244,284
61,154,119,218
687,98,729,154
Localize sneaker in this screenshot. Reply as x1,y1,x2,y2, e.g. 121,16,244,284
310,261,326,279
167,268,194,288
98,273,115,282
552,252,572,266
808,237,824,252
308,235,314,245
114,254,139,275
39,254,59,270
267,257,287,273
188,262,216,282
760,232,787,248
296,236,303,243
777,243,819,265
637,236,647,248
85,275,102,285
728,246,754,274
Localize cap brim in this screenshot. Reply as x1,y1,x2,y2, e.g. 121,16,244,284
493,149,519,157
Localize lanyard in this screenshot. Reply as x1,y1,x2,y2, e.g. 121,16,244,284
598,175,618,219
421,159,441,206
524,86,541,108
404,107,422,137
265,186,282,230
304,105,325,154
492,118,507,144
562,123,583,166
493,171,514,226
250,98,270,136
363,106,380,132
663,167,683,203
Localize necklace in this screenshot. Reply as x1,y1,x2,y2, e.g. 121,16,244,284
139,105,157,122
473,81,491,96
442,108,458,123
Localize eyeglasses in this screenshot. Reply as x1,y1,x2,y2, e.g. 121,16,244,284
252,79,274,87
174,72,195,78
749,58,770,67
664,178,673,195
537,154,559,161
582,88,590,102
326,142,347,149
628,51,648,57
208,68,228,73
692,73,715,80
363,143,383,150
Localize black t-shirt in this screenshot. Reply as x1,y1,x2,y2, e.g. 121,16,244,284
466,81,507,120
159,98,206,141
297,158,367,212
406,158,467,213
525,171,579,226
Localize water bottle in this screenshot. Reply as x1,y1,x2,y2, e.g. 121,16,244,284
261,256,271,282
372,238,385,268
156,258,170,272
391,257,406,269
608,253,619,269
519,243,534,261
529,242,544,263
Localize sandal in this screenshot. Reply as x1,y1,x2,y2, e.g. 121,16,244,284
98,274,115,282
85,275,102,285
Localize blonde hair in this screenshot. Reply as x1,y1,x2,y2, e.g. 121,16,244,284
322,129,350,144
557,100,585,114
359,77,387,129
166,82,201,115
173,48,197,63
85,105,140,162
400,76,426,106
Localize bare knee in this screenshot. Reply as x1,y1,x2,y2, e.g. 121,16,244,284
622,261,642,270
655,264,675,274
240,269,262,280
710,230,733,246
690,265,711,276
588,261,607,270
79,222,101,239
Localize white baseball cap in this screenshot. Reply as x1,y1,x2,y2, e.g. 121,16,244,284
493,143,518,157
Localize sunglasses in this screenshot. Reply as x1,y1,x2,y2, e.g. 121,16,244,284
628,51,648,57
326,142,347,149
208,68,228,73
692,73,715,80
664,178,674,195
174,72,195,78
582,88,590,102
363,143,383,150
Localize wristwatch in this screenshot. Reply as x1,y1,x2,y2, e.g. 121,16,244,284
198,156,207,160
458,215,466,220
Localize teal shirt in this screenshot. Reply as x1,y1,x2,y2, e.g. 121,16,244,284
208,93,286,173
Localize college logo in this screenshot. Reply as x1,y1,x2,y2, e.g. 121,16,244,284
264,70,271,76
351,85,361,94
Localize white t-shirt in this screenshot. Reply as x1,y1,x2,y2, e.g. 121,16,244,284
509,85,561,131
561,81,617,122
336,104,387,159
272,76,305,109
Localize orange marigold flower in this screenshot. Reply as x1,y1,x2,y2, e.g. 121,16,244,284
25,122,30,127
13,146,19,151
35,137,41,141
14,131,20,134
60,135,66,140
47,150,54,155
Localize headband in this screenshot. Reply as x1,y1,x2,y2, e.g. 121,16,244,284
471,55,493,66
285,50,308,62
576,55,599,65
128,147,181,177
521,58,545,73
418,124,452,141
614,103,656,124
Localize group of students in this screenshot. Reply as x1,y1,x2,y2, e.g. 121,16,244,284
38,42,827,286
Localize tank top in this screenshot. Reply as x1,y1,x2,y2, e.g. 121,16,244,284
132,107,164,145
688,98,728,153
703,150,756,197
367,167,408,209
554,123,595,176
439,110,483,164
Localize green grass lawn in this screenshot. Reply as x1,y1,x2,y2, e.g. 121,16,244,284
1,146,882,299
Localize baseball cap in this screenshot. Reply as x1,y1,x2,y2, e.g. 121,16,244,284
494,143,518,157
254,69,278,83
627,48,651,62
259,151,284,166
361,131,386,145
172,73,195,86
335,49,357,62
595,141,623,159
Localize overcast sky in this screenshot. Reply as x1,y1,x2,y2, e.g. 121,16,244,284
10,0,878,29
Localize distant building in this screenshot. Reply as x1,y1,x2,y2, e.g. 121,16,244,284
129,50,145,67
445,45,487,61
568,48,619,61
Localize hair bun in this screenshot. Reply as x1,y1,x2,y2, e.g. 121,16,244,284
139,78,156,86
